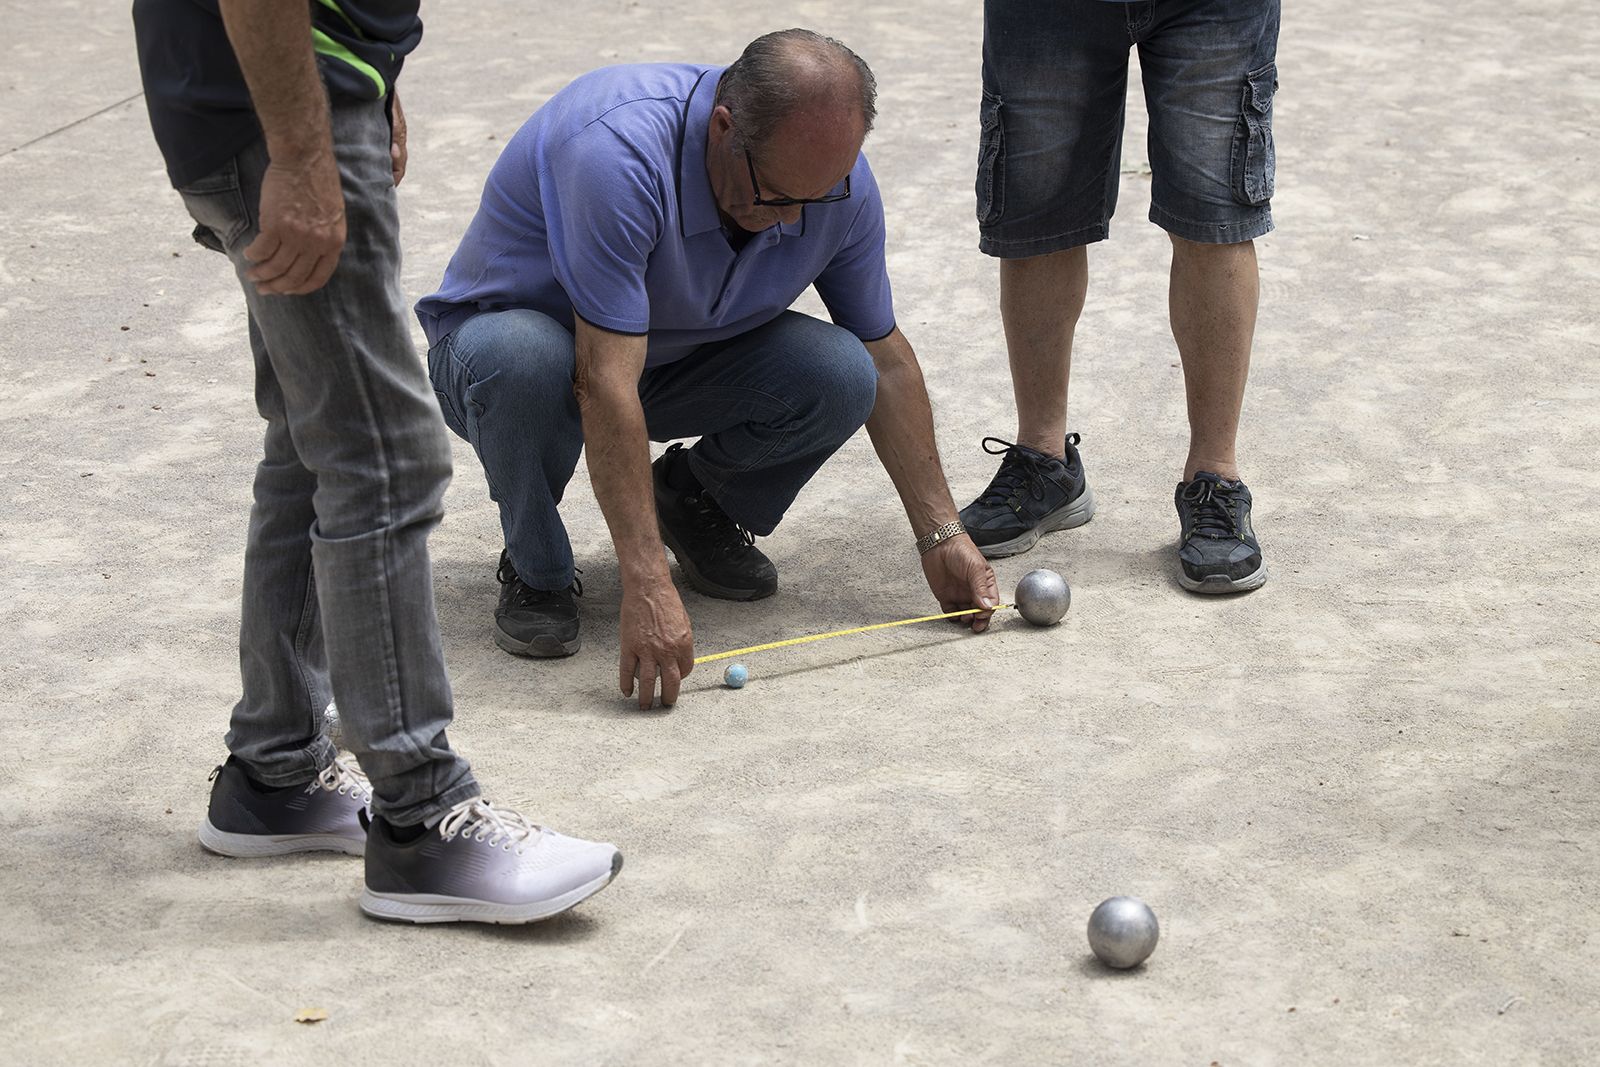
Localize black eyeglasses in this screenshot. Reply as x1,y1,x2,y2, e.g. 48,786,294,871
744,150,851,207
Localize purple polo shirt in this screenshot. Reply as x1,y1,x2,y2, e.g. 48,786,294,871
416,63,898,367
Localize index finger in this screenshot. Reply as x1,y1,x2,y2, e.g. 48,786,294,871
241,230,282,267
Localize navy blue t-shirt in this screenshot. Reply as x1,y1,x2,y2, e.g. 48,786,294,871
132,0,422,187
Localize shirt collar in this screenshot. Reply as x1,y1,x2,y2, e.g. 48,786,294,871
677,67,723,238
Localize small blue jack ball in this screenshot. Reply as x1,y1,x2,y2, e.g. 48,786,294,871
723,663,749,689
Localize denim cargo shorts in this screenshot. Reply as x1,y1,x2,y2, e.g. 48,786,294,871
977,0,1281,256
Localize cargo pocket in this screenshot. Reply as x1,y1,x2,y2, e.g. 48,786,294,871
176,158,252,253
975,90,1005,225
1230,63,1278,206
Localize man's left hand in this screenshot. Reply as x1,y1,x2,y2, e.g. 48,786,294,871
389,90,407,186
921,535,1000,632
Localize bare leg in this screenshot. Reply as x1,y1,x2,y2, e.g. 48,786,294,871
1168,234,1258,482
1000,246,1089,459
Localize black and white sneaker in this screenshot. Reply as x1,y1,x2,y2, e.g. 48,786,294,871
494,550,581,657
198,755,371,858
653,443,778,600
361,799,622,925
958,434,1096,559
1175,472,1267,593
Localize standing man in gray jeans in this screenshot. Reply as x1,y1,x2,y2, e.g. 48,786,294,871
132,0,621,924
958,0,1280,594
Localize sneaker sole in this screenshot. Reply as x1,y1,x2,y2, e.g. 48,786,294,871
357,851,624,925
198,819,365,858
971,483,1097,560
493,622,580,658
1179,560,1269,594
657,523,777,602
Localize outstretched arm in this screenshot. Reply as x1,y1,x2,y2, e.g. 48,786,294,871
863,327,999,631
573,317,696,708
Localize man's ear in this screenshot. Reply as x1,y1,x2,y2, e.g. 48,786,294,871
709,105,737,149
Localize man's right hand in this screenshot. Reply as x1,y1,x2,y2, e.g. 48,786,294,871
619,580,695,710
243,147,347,296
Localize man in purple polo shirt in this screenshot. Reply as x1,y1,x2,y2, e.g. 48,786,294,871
420,30,998,708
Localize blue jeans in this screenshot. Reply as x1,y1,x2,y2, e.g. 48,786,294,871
428,309,879,590
978,0,1281,255
176,99,478,826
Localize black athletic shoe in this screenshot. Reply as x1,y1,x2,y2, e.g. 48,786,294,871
1174,472,1267,593
494,551,582,657
652,443,778,600
958,434,1097,559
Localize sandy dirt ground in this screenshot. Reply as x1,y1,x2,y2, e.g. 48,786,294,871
2,1,1597,1063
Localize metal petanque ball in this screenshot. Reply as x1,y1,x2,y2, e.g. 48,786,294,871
723,663,749,689
1087,896,1160,969
1013,568,1071,626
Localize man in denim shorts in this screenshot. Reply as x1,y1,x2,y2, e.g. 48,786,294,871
958,0,1280,593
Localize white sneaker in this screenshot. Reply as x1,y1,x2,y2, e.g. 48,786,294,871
359,798,622,924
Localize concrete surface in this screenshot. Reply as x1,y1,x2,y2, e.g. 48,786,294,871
2,1,1597,1064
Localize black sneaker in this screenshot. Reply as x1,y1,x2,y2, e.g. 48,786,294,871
652,443,778,600
958,434,1097,559
1174,472,1267,593
494,550,581,657
198,755,371,857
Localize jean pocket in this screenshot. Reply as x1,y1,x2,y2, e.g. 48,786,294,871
426,341,470,437
975,89,1006,225
1230,62,1278,206
177,158,252,252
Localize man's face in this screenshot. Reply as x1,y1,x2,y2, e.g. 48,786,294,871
707,104,863,233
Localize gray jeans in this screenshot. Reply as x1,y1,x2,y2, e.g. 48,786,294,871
177,98,478,826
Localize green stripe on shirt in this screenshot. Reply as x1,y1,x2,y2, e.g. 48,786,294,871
312,27,386,97
314,0,364,38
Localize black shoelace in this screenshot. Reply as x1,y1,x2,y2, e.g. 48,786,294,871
976,435,1074,507
1181,479,1241,540
687,492,758,560
496,557,582,604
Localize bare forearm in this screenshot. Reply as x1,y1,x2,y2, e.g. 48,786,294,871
863,330,961,535
218,0,332,161
574,334,672,590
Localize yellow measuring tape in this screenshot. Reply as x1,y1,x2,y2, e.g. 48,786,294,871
693,604,1015,665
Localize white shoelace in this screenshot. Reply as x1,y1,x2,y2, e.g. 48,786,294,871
311,756,372,805
436,798,543,854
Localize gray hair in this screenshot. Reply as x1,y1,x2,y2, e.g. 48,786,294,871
715,29,877,154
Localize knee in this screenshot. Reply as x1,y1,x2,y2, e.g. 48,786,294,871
809,332,879,439
309,414,451,538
